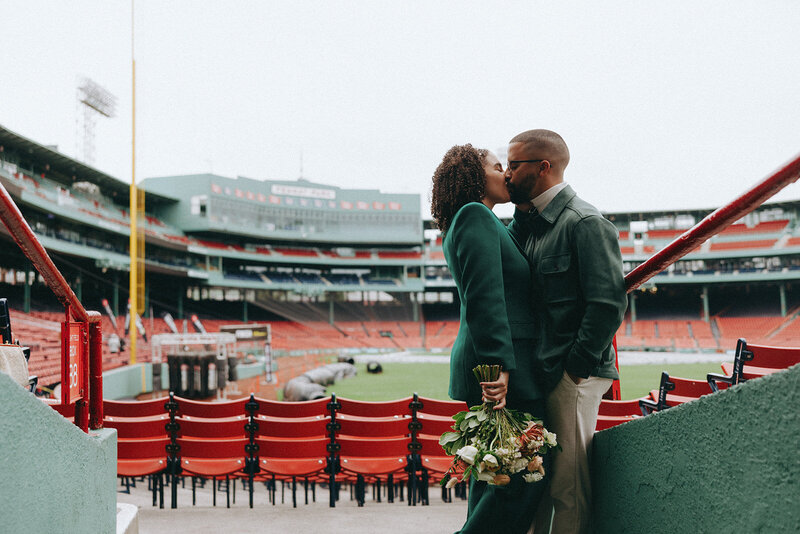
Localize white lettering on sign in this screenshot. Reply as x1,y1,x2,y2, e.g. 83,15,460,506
271,184,336,200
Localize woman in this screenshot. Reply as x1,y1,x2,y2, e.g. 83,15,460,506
431,144,547,534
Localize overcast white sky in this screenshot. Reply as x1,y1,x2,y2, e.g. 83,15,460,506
1,1,799,219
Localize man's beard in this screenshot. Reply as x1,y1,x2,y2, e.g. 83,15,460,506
506,181,531,205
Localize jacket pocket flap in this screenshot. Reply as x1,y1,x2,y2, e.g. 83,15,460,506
540,253,571,274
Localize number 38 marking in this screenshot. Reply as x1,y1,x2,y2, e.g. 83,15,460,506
69,363,79,388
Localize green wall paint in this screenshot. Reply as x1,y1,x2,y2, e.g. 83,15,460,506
0,373,117,533
102,362,169,400
592,364,800,533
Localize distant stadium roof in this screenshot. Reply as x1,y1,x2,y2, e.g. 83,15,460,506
0,124,178,205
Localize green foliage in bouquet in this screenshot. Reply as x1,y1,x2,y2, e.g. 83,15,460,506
439,365,557,487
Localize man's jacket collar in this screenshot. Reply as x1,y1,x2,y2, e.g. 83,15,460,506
538,184,576,225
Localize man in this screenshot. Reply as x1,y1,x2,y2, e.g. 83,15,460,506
505,129,627,534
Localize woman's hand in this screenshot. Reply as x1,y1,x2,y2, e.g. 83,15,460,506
480,371,509,410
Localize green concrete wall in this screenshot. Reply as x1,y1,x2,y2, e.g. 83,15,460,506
0,372,117,533
102,362,169,400
592,364,800,533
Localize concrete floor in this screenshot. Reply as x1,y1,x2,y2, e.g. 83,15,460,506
117,477,468,534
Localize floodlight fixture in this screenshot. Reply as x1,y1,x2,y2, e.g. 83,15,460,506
78,78,117,118
75,77,117,165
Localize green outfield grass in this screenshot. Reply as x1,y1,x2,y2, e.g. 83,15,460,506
326,360,725,402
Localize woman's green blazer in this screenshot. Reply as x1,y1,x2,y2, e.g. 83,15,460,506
443,202,543,407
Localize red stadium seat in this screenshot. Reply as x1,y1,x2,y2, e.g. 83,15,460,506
640,373,728,414
337,396,412,418
417,396,468,417
255,436,330,507
173,395,251,418
254,396,330,418
708,338,800,391
104,397,169,418
177,437,249,508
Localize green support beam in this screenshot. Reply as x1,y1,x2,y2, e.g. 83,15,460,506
112,272,119,317
779,283,787,317
23,271,31,313
177,287,183,320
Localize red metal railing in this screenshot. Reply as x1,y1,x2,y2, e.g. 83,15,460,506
625,153,800,292
0,181,103,432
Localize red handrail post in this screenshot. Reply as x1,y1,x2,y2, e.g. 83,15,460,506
89,316,104,430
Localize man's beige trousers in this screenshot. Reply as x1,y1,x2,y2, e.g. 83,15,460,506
532,370,612,534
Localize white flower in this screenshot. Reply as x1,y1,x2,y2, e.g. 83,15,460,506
481,454,499,472
476,471,495,482
456,445,479,465
544,430,557,447
512,458,529,473
445,477,459,489
523,472,544,483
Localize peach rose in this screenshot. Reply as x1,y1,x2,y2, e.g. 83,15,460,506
527,456,543,472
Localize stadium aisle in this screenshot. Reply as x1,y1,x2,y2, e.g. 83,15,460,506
119,482,467,534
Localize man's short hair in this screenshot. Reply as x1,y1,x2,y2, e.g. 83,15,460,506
510,129,570,166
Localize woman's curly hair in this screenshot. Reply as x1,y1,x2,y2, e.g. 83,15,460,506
431,144,488,233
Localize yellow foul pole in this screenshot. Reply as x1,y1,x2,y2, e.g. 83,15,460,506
129,0,137,365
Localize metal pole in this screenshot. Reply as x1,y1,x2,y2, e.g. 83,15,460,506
129,0,138,364
625,153,800,292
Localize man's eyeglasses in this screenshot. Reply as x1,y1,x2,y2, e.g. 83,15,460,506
507,159,546,172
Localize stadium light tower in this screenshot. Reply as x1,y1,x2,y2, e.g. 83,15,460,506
76,77,117,165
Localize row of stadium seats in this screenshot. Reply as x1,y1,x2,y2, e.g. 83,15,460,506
593,338,800,429
47,336,800,510
615,314,800,351
223,272,404,287
50,393,468,508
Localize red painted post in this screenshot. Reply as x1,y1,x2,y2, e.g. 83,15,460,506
89,317,104,430
625,153,800,292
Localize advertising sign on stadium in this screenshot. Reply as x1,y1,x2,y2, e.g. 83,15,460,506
271,184,336,200
389,201,401,210
357,201,369,210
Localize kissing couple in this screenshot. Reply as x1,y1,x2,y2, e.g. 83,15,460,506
431,129,627,534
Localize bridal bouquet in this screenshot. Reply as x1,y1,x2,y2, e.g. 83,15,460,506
439,364,557,487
